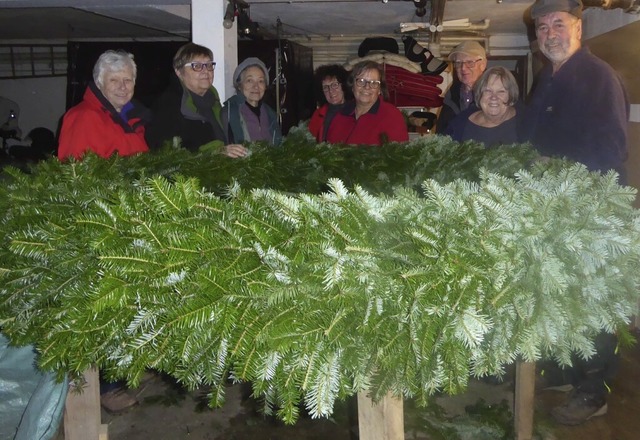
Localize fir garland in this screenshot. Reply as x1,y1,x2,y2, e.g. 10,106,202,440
0,130,638,423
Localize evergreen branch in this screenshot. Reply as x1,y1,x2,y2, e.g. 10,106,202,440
0,136,638,424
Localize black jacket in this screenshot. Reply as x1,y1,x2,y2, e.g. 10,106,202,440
145,78,226,152
436,80,467,135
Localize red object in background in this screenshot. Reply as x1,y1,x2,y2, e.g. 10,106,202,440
384,64,444,108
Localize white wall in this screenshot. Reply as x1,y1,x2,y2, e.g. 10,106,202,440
192,0,237,102
0,77,67,141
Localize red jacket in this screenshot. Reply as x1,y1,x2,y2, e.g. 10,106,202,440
58,82,149,160
309,103,347,142
326,98,409,146
308,104,326,142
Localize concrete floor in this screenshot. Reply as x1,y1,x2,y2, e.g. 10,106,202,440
60,333,640,440
98,377,355,440
82,373,515,440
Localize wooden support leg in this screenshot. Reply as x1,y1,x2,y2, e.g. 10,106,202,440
63,367,108,440
357,390,404,440
514,361,536,440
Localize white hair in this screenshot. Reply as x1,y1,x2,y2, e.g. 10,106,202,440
93,50,137,89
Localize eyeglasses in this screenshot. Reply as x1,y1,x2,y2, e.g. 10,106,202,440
184,61,216,72
354,78,381,89
453,59,483,69
322,82,341,92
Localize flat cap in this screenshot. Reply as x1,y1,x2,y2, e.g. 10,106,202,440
530,0,583,20
448,41,486,61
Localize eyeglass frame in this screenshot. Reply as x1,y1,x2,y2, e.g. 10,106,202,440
322,82,342,92
354,78,381,89
453,59,484,70
183,61,217,72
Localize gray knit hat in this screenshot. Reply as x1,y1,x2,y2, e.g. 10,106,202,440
233,57,269,87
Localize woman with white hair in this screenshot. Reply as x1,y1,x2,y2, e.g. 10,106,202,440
445,66,526,148
58,49,149,160
222,57,282,146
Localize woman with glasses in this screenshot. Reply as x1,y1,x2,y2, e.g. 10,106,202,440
308,64,352,142
222,57,282,146
58,50,149,160
445,66,525,148
326,61,409,145
145,43,247,157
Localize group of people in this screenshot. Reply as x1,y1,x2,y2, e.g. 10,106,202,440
439,1,628,185
439,41,525,147
52,0,628,425
55,44,285,411
309,61,410,145
57,43,282,161
57,40,413,162
440,0,629,427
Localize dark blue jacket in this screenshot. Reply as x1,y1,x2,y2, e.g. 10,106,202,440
445,102,527,147
525,47,629,182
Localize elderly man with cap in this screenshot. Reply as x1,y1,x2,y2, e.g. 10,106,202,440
527,0,628,180
222,57,283,146
435,41,487,134
527,0,629,426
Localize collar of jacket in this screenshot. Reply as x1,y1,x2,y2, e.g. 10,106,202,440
442,80,464,113
224,92,263,109
542,46,588,78
339,97,382,116
88,81,142,134
179,83,222,122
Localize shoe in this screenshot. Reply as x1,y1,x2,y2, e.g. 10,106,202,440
551,391,607,425
420,57,448,76
101,388,139,414
536,365,573,392
402,35,427,63
402,35,448,76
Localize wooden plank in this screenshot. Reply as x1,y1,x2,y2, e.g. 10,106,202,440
514,361,536,440
63,367,102,440
99,424,109,440
357,390,404,440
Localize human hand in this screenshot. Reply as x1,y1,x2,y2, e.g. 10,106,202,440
223,144,249,158
536,155,551,164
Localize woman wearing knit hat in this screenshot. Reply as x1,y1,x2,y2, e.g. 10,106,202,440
222,57,283,146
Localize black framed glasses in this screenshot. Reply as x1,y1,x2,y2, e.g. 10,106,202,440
354,78,381,89
184,61,216,72
453,59,483,69
322,82,341,92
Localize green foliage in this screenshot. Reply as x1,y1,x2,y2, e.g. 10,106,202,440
0,132,639,424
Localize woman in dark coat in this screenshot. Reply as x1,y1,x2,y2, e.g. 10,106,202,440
145,42,246,157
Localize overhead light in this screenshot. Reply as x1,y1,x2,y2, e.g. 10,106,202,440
223,0,236,29
413,0,427,17
237,7,259,37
